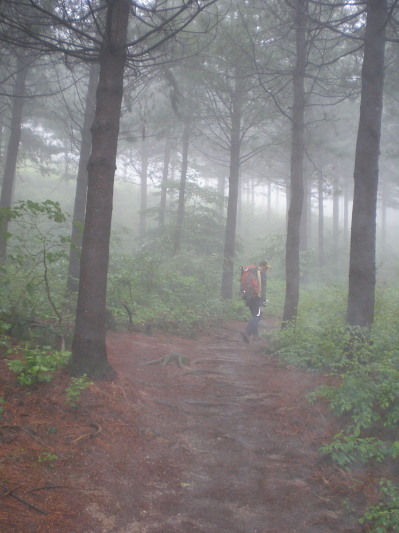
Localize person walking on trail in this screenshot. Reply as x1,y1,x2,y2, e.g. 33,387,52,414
240,260,271,343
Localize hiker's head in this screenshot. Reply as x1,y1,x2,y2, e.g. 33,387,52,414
259,260,271,272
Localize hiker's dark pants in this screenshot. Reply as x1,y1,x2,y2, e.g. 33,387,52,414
245,298,263,337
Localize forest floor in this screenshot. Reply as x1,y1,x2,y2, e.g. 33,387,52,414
0,319,382,532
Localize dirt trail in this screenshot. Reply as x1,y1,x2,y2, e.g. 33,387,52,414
102,319,360,533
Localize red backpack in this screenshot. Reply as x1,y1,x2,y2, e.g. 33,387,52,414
239,265,260,302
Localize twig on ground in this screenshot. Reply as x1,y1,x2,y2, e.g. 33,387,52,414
0,483,47,515
0,425,45,447
26,485,98,494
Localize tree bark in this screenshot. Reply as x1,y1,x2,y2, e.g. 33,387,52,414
66,62,99,293
282,0,307,326
69,0,130,378
221,70,244,299
346,0,387,329
0,52,30,259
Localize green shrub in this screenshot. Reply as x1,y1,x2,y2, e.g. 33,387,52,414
6,346,70,385
270,281,399,524
359,479,399,533
65,374,93,407
0,200,72,344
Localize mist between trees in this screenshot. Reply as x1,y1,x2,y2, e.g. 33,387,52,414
0,0,398,377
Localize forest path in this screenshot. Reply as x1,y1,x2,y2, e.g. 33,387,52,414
103,319,360,533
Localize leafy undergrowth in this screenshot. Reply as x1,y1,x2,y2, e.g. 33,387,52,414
268,283,399,532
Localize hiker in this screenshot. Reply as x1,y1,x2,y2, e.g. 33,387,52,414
240,260,270,343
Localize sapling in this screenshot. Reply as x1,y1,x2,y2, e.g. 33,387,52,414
65,375,93,407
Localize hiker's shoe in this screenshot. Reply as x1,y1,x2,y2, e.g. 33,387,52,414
240,331,250,343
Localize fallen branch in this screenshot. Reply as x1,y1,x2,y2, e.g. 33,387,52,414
0,483,47,515
0,425,45,447
26,485,98,494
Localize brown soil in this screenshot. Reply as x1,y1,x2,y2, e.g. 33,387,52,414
0,319,376,532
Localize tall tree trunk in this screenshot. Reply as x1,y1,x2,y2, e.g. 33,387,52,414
0,52,30,259
139,138,149,245
220,71,244,300
282,0,307,326
69,0,130,378
66,62,99,293
173,116,190,256
159,137,171,227
346,0,386,329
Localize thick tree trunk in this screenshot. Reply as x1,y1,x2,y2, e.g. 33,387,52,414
69,0,130,378
66,62,99,293
282,0,307,326
346,0,386,329
221,71,244,300
173,116,190,256
0,52,30,259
